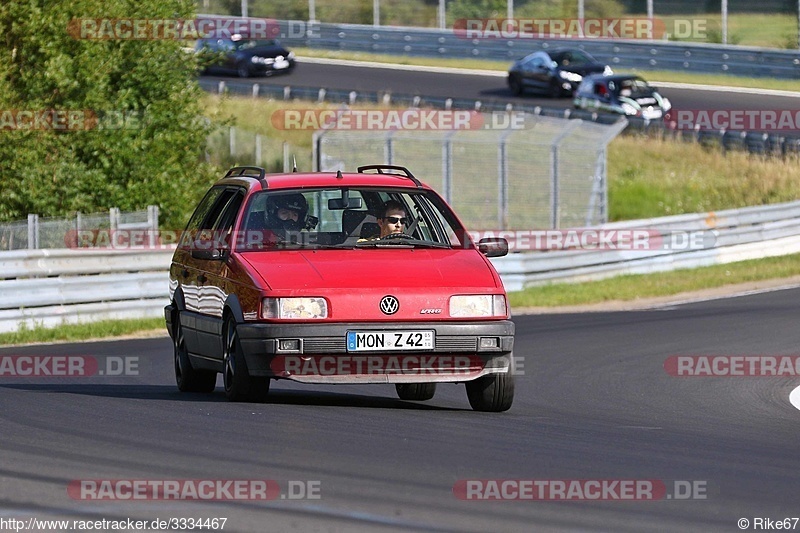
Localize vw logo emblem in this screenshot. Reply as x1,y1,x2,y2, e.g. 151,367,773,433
379,295,399,315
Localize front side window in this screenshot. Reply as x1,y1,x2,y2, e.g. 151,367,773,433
237,188,466,251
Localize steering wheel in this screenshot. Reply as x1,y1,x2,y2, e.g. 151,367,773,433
380,233,413,241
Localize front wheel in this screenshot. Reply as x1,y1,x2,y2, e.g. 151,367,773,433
396,383,436,401
508,76,523,96
174,320,216,393
465,373,514,412
223,318,270,402
236,62,251,78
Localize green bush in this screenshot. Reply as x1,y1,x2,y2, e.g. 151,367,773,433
0,0,217,229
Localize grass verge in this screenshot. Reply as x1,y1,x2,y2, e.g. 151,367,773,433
508,253,800,307
293,47,800,93
0,318,165,347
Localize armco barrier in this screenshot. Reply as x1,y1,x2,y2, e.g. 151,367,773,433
0,248,173,333
2,200,800,332
271,20,800,79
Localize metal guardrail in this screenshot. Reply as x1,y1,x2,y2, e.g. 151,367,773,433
274,21,800,79
0,249,173,333
2,200,800,331
200,77,800,157
492,200,800,291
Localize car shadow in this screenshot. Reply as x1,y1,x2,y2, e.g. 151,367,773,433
0,383,465,411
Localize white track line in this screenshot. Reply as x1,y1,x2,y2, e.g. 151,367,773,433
298,56,800,97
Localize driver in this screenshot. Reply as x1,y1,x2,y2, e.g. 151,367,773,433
376,200,408,238
266,193,308,239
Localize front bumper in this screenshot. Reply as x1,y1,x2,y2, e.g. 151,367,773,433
237,320,515,384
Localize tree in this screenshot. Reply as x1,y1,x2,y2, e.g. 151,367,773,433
0,0,216,228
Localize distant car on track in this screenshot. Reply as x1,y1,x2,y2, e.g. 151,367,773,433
195,34,295,78
165,165,515,412
507,48,612,97
573,74,672,120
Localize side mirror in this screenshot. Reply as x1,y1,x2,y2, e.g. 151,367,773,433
478,238,508,258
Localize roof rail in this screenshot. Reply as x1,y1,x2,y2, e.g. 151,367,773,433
224,166,268,188
356,165,423,189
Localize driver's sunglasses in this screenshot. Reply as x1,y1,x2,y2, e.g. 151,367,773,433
384,216,408,225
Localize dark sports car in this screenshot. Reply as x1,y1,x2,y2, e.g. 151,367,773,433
507,48,612,98
196,35,295,78
573,74,672,120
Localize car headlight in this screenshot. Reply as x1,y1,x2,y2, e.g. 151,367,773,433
558,71,582,83
621,102,639,116
661,97,672,112
287,51,295,59
262,297,328,319
449,295,507,318
603,65,613,75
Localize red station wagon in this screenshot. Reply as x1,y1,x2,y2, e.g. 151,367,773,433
165,165,515,411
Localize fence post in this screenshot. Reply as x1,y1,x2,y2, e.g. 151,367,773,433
147,205,159,248
256,134,263,166
498,129,514,230
110,207,120,232
283,141,290,172
384,131,394,165
229,126,236,158
442,131,455,204
27,214,39,250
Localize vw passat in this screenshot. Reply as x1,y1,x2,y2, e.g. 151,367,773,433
165,165,515,411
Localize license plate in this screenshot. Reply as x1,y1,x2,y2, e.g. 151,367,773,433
347,330,434,352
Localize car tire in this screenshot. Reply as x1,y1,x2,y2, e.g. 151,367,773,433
465,372,514,412
549,79,562,98
223,318,264,401
174,319,216,393
236,62,251,78
508,76,523,96
395,383,436,401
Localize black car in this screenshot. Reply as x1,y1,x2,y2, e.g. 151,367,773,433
196,35,295,78
573,74,672,120
507,48,612,97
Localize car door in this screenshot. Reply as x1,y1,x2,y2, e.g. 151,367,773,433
193,188,246,361
520,54,547,90
189,187,246,361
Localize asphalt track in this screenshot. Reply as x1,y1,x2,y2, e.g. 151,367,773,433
211,60,800,113
2,287,800,532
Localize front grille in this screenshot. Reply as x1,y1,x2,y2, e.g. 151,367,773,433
303,338,347,352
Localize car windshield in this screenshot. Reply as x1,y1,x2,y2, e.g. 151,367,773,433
237,188,468,251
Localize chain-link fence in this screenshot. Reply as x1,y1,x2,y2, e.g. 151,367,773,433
314,113,627,230
206,125,312,172
0,207,159,251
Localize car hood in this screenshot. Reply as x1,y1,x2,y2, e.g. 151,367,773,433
242,45,290,57
238,248,503,321
240,248,498,291
561,63,607,76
